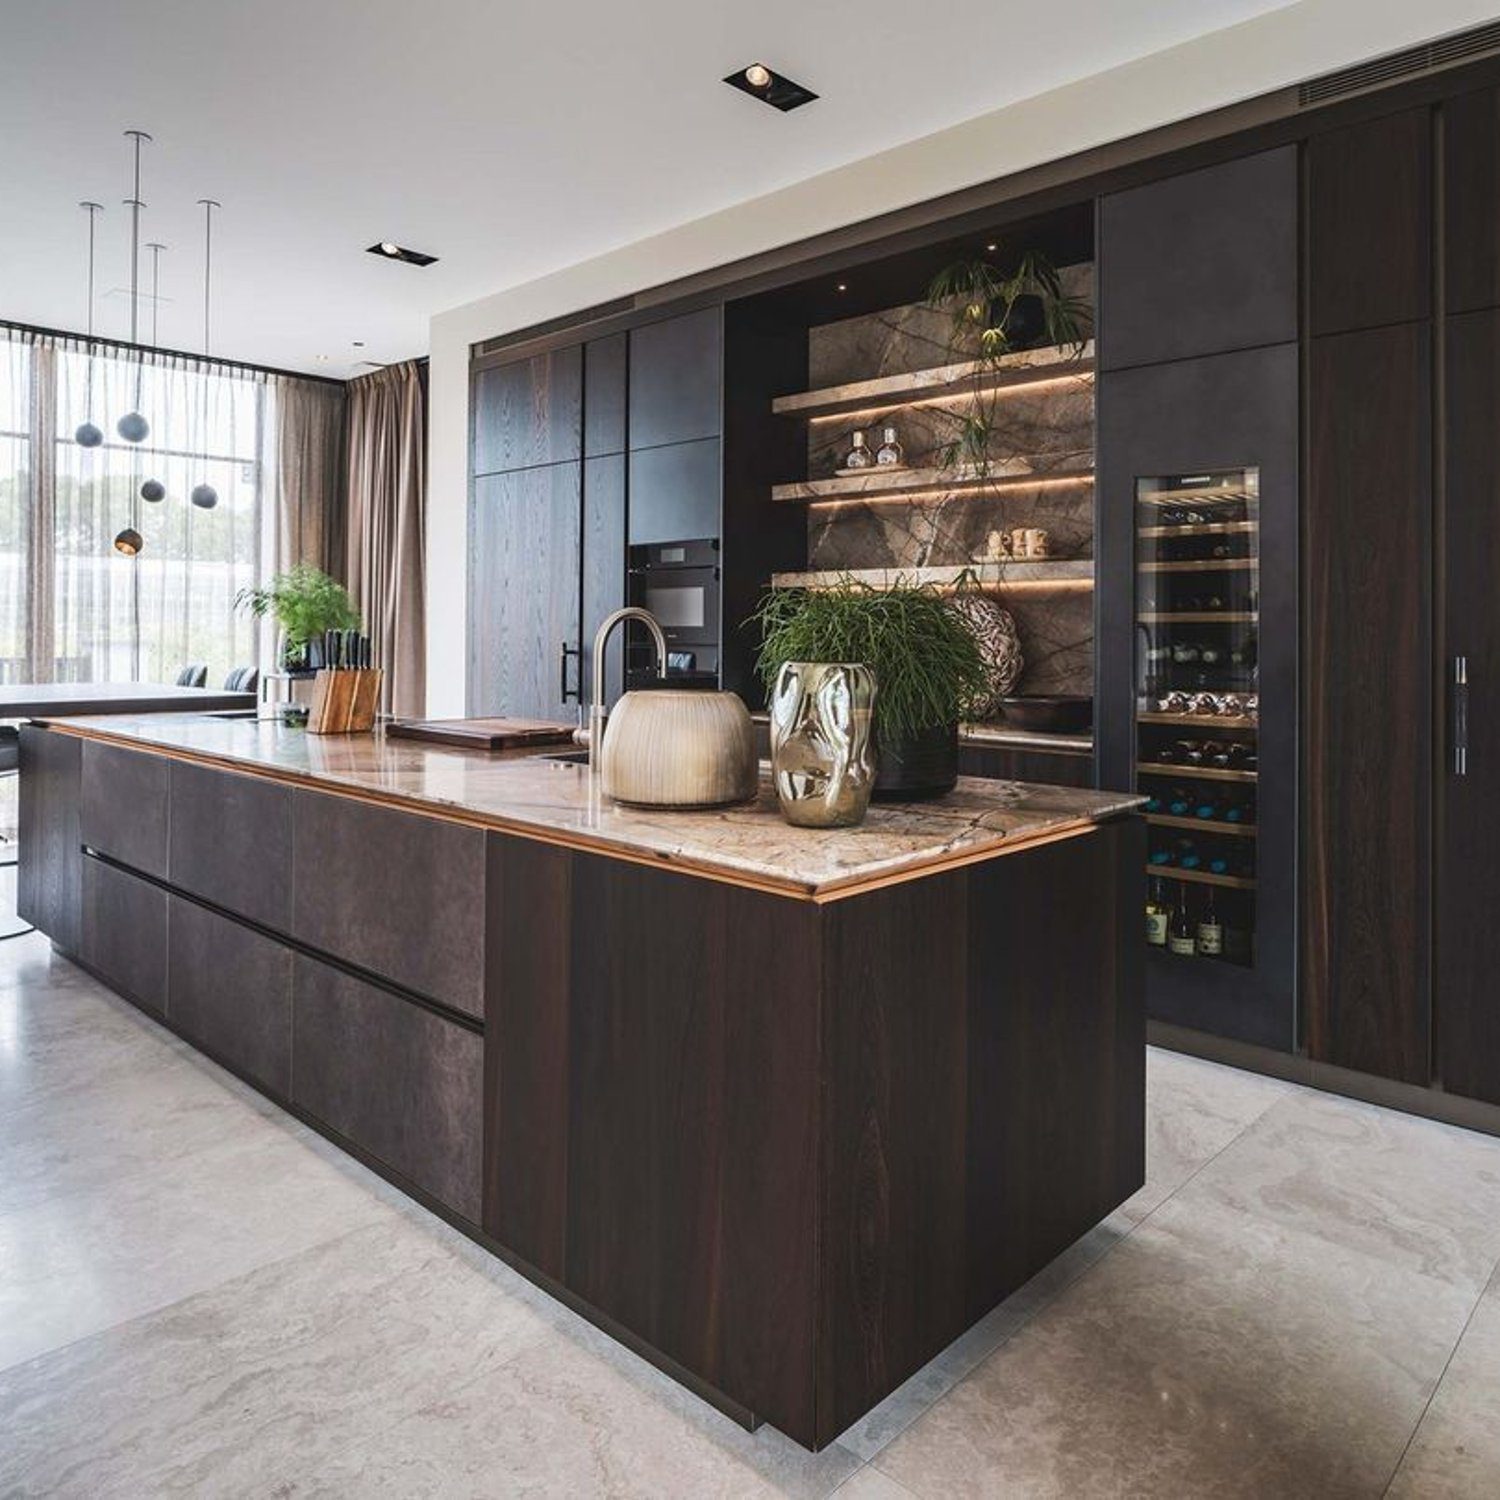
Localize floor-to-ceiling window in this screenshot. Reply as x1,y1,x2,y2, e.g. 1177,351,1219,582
0,325,341,687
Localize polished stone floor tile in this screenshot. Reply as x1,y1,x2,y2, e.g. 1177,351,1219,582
1387,1267,1500,1498
0,1120,400,1371
873,1192,1478,1499
0,1217,557,1499
832,1469,921,1499
1180,1089,1500,1294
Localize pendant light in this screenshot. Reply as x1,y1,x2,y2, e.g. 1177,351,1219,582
73,201,105,448
115,129,152,445
189,197,220,510
139,241,167,503
113,527,143,557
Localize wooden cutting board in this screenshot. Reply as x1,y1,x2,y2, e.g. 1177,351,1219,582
386,717,578,751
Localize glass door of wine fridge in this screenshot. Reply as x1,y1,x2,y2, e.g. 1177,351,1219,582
1136,470,1259,970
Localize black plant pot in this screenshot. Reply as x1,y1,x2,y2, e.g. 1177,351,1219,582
989,292,1046,350
872,721,959,801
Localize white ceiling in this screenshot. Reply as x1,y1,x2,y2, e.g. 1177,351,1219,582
0,0,1298,378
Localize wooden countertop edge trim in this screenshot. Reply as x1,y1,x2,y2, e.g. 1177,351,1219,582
45,723,1119,904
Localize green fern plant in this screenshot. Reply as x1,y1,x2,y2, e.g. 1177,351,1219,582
235,564,360,662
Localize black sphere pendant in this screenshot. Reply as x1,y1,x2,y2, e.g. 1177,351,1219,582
190,483,218,510
116,411,150,443
75,421,104,448
140,478,166,503
113,527,144,557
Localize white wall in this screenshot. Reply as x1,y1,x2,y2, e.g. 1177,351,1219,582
426,0,1496,715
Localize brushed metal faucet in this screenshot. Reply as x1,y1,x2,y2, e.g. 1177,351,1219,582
587,607,667,774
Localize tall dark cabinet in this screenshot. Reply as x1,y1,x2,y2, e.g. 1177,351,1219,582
1098,147,1299,1051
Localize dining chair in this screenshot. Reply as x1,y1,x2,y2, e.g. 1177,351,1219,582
174,663,208,688
223,665,259,693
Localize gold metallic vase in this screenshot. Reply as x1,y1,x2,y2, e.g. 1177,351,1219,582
769,662,877,828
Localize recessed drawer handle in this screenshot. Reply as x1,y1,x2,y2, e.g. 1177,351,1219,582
1453,656,1469,777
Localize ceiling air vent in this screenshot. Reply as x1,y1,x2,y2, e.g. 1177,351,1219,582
1299,20,1500,107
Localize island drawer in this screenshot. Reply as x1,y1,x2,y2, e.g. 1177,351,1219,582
291,955,483,1222
167,895,293,1096
289,791,486,1019
169,760,292,931
80,741,169,879
81,856,168,1017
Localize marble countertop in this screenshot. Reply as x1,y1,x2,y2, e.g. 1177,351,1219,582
44,714,1139,899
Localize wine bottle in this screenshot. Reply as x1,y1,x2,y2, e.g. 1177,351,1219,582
1197,891,1224,956
1169,885,1196,956
1146,877,1169,947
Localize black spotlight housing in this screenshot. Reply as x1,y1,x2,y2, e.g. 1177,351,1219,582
723,63,818,112
366,241,439,267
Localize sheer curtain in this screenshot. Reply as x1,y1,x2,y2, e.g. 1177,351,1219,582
1,323,345,687
345,360,425,717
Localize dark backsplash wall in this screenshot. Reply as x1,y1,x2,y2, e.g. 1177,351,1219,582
803,266,1095,698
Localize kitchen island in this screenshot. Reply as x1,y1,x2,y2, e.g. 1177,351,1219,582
18,714,1144,1450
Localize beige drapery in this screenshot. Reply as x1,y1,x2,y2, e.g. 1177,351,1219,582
270,375,347,579
345,360,425,717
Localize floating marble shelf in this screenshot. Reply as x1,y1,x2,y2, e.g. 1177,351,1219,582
772,341,1097,420
771,560,1095,592
772,452,1094,505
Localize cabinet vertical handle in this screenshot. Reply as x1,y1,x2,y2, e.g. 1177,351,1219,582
560,642,582,704
1453,655,1469,777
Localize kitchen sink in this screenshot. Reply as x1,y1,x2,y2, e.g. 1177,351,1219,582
540,748,590,765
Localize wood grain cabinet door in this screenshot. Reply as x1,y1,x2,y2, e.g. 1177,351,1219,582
290,791,486,1018
168,759,292,932
79,740,169,879
293,955,483,1222
1444,87,1500,317
17,727,82,953
468,463,584,718
1438,308,1500,1105
167,895,293,1096
1304,322,1432,1084
472,347,582,475
81,857,168,1016
1099,146,1297,370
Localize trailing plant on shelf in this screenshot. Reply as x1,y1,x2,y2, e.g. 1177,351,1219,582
925,250,1091,474
234,563,360,670
751,578,989,798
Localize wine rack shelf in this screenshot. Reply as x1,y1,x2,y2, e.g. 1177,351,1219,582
771,453,1094,505
771,342,1095,420
1138,521,1257,539
1146,864,1256,890
1138,762,1257,784
1139,611,1258,624
1146,813,1257,838
1137,711,1258,729
1139,559,1259,574
1137,483,1255,505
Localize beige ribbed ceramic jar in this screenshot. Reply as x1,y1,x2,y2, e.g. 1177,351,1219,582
599,690,758,809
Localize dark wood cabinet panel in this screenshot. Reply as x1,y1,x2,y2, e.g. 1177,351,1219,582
471,347,582,475
628,308,721,450
167,895,292,1095
817,818,1142,1441
468,463,583,718
82,856,168,1016
79,740,168,880
1438,309,1500,1104
17,727,82,954
1305,323,1431,1084
1444,88,1500,316
484,833,821,1444
582,455,627,708
584,332,627,457
291,791,486,1018
1308,107,1431,336
168,760,291,932
957,741,1094,787
1099,147,1297,369
627,437,720,546
293,955,482,1221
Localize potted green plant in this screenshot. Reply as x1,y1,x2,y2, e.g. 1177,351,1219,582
752,580,989,799
925,249,1091,472
235,563,360,671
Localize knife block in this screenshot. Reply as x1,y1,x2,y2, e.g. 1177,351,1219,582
306,668,383,734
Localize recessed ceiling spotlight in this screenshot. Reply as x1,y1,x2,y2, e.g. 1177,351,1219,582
724,63,818,112
836,282,848,293
985,242,998,252
352,340,366,347
367,241,438,267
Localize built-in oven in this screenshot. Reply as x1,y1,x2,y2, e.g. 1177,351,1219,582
627,538,720,688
